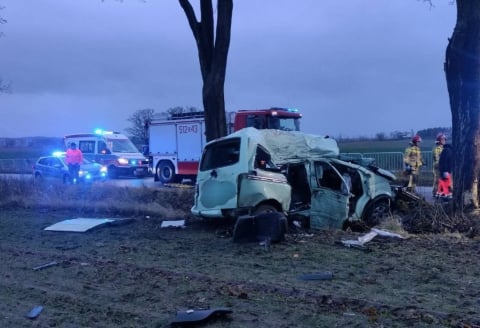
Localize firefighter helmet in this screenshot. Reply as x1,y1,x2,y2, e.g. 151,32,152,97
411,135,422,143
436,132,446,141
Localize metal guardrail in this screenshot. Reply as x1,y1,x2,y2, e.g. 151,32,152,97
341,151,434,187
341,151,433,171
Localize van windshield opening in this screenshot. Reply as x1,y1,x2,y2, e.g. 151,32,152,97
200,138,240,171
107,138,139,153
266,117,300,131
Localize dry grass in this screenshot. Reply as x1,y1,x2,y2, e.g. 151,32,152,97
3,176,480,238
0,177,195,219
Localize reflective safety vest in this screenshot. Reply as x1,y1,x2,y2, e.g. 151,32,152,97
432,144,443,170
404,145,423,169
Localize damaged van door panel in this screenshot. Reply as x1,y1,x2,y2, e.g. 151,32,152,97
194,138,242,218
310,188,349,229
238,144,291,214
308,160,350,229
237,171,291,213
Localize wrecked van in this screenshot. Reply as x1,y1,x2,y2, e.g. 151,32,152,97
191,128,396,229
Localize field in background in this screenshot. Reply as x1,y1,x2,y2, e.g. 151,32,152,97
338,138,436,153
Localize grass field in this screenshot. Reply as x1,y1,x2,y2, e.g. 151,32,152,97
338,138,436,153
0,146,63,159
1,178,480,327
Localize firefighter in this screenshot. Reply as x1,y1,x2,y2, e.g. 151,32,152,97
404,135,423,192
437,143,453,198
432,133,446,195
65,142,84,183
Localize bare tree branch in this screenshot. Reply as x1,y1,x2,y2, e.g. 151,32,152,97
0,78,11,93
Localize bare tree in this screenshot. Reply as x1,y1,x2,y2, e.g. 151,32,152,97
125,108,154,148
0,78,10,93
179,0,233,142
444,0,480,211
0,5,9,94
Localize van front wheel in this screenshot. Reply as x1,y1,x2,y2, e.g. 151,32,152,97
363,199,391,227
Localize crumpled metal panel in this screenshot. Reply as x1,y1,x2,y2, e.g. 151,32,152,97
199,178,237,208
238,173,291,211
310,188,349,229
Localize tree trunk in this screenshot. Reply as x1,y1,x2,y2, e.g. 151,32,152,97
444,0,480,212
179,0,233,142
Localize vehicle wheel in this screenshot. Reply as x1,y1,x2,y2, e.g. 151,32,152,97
34,172,43,183
254,211,288,243
253,204,277,216
363,199,391,227
157,161,175,184
108,166,118,179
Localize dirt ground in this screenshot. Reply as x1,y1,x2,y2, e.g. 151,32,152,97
1,208,480,328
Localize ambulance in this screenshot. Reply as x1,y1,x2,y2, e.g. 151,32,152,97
64,129,149,178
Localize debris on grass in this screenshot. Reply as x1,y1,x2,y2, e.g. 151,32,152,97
44,217,134,232
170,307,232,325
340,228,406,248
32,261,58,271
44,218,114,232
299,271,334,281
26,306,43,319
161,219,186,228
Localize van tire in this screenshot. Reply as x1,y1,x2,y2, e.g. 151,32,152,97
157,161,175,184
34,173,43,183
254,211,288,243
108,166,118,179
253,204,277,215
363,199,391,227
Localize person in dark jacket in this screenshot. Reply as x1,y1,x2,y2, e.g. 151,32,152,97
437,143,453,197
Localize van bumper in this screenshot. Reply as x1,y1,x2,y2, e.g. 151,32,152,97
191,207,251,219
191,208,223,218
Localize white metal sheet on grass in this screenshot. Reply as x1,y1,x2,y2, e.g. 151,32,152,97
161,220,185,228
44,218,114,232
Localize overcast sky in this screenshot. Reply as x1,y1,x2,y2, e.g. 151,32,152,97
0,0,456,138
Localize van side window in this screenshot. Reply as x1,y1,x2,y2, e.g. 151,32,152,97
79,141,95,154
287,164,311,204
200,138,240,171
255,146,275,170
316,162,342,191
98,141,110,154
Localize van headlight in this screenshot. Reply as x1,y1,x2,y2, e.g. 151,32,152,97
100,166,108,173
118,158,129,165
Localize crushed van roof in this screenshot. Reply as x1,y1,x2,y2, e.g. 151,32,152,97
228,127,339,163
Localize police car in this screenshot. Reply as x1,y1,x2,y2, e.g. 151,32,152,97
33,152,108,183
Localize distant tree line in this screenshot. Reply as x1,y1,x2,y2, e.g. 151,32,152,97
416,127,452,139
349,127,453,142
0,137,63,149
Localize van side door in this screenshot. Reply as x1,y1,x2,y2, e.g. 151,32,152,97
309,160,349,229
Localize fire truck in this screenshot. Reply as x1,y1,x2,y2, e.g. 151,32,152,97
145,108,302,183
